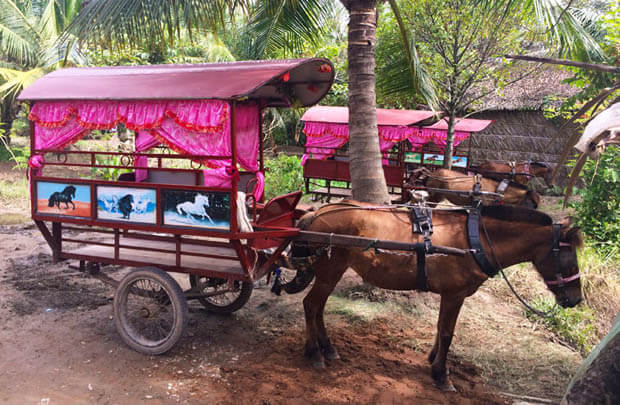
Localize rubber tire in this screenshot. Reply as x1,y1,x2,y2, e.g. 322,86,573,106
114,267,188,355
189,275,253,314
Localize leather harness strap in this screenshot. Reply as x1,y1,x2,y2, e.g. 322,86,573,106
466,209,500,277
410,207,433,291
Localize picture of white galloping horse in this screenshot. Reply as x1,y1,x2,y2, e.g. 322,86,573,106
176,194,214,223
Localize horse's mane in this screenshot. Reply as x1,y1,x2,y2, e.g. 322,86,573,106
481,204,552,226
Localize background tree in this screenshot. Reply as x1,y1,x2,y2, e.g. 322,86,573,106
0,0,83,145
378,0,606,169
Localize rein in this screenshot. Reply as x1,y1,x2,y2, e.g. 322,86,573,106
473,213,579,318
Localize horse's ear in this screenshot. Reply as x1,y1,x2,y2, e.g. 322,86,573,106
561,225,584,249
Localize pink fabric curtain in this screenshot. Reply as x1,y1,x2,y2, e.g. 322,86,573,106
30,100,260,181
134,130,160,182
302,122,348,163
33,119,89,150
302,121,415,165
409,128,470,152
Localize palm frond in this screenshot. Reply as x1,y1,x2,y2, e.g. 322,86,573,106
61,0,235,50
0,66,45,101
525,0,606,62
242,0,335,59
0,0,40,66
385,0,438,109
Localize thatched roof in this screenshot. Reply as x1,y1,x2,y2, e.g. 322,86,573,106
473,66,579,111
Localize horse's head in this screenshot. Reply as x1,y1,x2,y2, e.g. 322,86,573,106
196,194,209,205
529,162,553,186
67,185,76,198
532,220,583,308
522,190,541,209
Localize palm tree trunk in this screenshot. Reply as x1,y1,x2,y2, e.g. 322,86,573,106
0,105,14,147
442,111,455,169
343,0,390,204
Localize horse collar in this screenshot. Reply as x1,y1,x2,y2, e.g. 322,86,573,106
466,209,500,277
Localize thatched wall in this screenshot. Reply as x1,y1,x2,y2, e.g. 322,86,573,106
468,110,574,166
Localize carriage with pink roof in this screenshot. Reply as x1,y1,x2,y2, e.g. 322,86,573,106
18,58,336,354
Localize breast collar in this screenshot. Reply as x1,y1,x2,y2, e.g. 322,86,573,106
466,209,499,277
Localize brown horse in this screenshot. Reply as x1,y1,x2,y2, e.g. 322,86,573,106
410,168,541,208
472,161,553,186
284,202,583,391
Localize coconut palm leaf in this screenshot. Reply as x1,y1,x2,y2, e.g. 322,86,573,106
382,0,438,109
0,66,46,100
242,0,335,58
0,0,40,66
524,0,605,61
61,0,237,50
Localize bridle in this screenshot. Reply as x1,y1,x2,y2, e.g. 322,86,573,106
541,224,581,305
469,211,581,315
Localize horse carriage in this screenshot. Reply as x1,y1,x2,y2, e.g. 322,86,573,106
19,58,584,391
300,106,493,201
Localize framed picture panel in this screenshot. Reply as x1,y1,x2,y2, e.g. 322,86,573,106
96,186,157,224
162,189,231,230
36,181,91,218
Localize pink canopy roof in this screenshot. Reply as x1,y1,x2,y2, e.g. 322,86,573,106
301,105,437,126
18,58,335,108
423,117,492,132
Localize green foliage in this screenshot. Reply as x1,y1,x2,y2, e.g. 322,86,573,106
0,136,29,169
570,146,620,255
264,154,304,200
526,298,597,354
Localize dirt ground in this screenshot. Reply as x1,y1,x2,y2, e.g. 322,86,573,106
0,218,586,405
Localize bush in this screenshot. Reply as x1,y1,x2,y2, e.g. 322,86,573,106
570,146,620,255
264,154,304,200
526,298,597,355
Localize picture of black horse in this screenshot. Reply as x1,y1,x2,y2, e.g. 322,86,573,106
48,185,77,210
118,194,134,219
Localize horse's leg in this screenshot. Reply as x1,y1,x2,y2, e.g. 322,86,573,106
302,256,347,369
431,294,465,391
317,296,340,361
70,200,75,210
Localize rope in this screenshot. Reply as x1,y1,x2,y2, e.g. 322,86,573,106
480,218,558,319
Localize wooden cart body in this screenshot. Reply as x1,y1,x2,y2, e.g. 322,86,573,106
19,59,335,284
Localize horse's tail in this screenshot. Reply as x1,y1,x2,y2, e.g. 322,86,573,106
48,194,56,207
282,212,317,295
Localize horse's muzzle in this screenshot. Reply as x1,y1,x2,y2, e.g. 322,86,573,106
558,295,582,308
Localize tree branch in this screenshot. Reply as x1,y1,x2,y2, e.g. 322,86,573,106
505,54,620,74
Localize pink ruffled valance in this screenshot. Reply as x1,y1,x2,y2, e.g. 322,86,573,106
31,100,259,182
408,128,470,152
31,100,228,132
132,104,259,180
302,121,418,164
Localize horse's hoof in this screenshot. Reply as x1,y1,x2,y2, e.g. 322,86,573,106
324,347,340,361
311,359,326,369
435,379,456,392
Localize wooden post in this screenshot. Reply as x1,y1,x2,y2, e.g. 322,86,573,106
230,101,238,234
52,222,62,263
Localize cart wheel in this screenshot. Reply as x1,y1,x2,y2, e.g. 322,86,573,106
189,276,253,314
114,267,188,355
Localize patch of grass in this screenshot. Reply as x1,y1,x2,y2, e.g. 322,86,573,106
484,242,619,356
326,295,392,324
0,177,29,206
526,298,597,354
0,213,30,225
